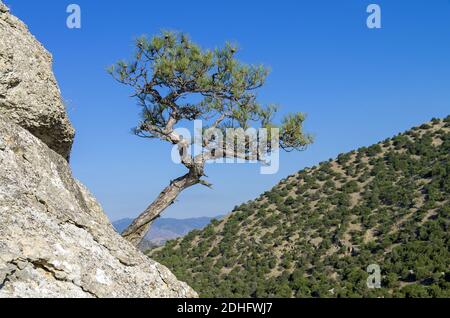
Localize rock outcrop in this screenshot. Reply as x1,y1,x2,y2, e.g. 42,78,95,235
0,116,196,297
0,1,197,298
0,1,74,161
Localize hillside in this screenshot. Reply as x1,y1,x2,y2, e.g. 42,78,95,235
113,216,221,247
150,116,450,298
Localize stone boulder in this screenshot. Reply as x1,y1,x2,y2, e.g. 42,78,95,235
0,116,197,298
0,1,74,161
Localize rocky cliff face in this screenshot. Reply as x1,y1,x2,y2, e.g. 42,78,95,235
0,1,197,298
0,2,74,161
0,117,196,297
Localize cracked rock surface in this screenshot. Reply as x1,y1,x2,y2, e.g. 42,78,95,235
0,116,197,298
0,1,197,298
0,1,74,161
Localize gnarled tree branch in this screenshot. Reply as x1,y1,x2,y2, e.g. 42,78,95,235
109,31,312,246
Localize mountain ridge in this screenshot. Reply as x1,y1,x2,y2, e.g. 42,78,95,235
113,216,222,247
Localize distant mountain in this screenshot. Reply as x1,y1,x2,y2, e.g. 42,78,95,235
112,218,134,234
112,216,222,247
151,116,450,298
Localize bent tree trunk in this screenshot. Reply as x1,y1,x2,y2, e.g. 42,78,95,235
121,168,202,246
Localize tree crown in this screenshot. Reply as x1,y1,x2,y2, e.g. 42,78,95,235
109,31,312,156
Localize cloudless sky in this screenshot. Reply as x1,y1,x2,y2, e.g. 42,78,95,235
4,0,450,221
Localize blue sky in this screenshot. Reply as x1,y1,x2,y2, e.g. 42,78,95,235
5,0,450,221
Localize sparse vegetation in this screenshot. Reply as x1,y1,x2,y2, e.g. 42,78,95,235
150,118,450,298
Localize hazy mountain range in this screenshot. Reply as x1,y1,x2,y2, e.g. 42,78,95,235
113,216,222,247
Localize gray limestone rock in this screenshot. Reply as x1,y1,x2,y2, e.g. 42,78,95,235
0,1,75,160
0,116,197,298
